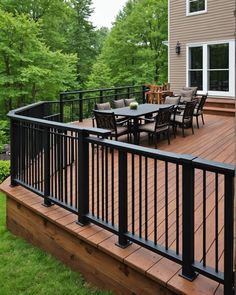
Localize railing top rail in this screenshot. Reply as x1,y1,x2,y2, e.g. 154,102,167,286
86,137,235,175
60,85,144,96
8,105,111,136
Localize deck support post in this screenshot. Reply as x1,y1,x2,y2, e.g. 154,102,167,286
181,155,197,281
116,150,131,248
77,130,90,226
43,126,52,207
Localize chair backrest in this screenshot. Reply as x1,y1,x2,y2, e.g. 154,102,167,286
93,110,116,131
183,100,198,119
182,86,198,96
95,102,111,110
179,89,194,103
196,94,207,111
165,96,180,105
113,99,125,109
124,98,136,106
155,106,174,129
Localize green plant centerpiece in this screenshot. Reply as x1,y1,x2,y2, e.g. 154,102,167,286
129,101,139,110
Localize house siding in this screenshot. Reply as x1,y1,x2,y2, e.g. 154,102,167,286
169,0,236,96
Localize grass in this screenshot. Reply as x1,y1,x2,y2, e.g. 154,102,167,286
0,192,111,295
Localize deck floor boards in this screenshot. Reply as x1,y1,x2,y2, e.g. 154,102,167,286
1,114,235,295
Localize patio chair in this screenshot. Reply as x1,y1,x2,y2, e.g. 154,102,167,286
171,100,198,137
138,106,174,148
92,102,112,127
193,94,207,128
93,110,130,141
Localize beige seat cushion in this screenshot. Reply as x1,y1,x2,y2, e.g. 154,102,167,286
111,126,129,136
172,114,191,124
139,123,168,133
194,109,202,115
96,102,111,110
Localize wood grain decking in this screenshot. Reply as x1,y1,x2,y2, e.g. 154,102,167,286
1,114,235,295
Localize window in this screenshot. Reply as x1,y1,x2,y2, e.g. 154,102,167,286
208,44,229,92
189,47,203,90
187,41,235,97
187,0,206,15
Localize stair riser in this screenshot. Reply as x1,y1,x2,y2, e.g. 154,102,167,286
205,102,235,109
204,109,235,117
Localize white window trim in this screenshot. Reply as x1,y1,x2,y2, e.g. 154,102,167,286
186,0,207,16
186,40,235,97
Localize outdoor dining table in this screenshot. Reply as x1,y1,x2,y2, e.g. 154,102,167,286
110,103,173,144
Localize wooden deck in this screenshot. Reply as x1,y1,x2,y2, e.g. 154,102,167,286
1,114,235,295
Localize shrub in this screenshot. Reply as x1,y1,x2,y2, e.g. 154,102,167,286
0,120,9,153
0,160,10,183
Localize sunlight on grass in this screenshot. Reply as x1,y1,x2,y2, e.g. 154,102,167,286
0,193,111,295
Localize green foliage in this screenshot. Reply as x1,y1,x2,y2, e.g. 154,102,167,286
0,9,78,116
0,193,112,295
0,120,9,153
0,160,10,183
88,0,168,88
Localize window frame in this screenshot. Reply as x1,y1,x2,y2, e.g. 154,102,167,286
186,40,235,97
186,0,207,16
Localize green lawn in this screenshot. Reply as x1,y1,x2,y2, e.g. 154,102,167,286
0,192,111,295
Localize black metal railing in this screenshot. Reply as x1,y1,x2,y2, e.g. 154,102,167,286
59,85,146,123
8,98,235,295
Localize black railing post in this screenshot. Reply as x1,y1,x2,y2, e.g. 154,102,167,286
181,155,197,281
127,87,130,99
142,85,146,103
59,93,64,123
224,174,234,295
79,92,83,122
77,130,90,225
43,126,52,207
116,150,131,248
99,90,104,103
10,119,17,186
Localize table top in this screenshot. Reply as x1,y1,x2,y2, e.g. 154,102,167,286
105,104,173,118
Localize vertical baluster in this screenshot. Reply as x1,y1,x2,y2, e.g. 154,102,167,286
139,155,142,238
176,164,179,255
111,148,114,226
132,153,135,235
215,173,218,272
145,157,148,241
165,161,169,250
154,159,157,245
102,145,105,221
97,143,100,218
105,146,108,223
92,143,95,216
203,170,206,267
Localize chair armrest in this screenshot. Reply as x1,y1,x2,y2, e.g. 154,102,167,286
139,117,155,123
116,118,130,125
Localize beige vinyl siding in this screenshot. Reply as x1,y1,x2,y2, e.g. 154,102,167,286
169,0,236,95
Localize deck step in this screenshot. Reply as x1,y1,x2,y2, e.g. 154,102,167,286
204,106,235,117
205,98,235,109
203,98,235,116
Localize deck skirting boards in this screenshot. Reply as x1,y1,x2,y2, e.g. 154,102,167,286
6,196,175,295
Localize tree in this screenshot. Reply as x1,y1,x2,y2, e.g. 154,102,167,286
0,9,77,116
89,0,168,87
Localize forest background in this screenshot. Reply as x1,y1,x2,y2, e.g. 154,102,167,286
0,0,168,151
